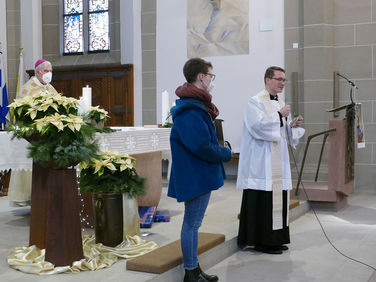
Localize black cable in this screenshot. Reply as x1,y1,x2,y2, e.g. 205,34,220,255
286,122,376,272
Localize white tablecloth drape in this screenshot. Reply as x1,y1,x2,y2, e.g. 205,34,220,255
0,132,32,171
0,132,32,206
97,127,171,154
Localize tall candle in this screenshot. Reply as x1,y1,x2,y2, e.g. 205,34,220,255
82,85,92,112
161,90,169,124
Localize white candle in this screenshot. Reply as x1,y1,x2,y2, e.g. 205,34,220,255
82,85,92,112
161,90,169,124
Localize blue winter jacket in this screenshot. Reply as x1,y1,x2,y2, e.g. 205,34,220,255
168,98,232,202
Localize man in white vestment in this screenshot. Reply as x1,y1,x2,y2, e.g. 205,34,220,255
18,59,57,98
236,66,304,254
8,59,57,206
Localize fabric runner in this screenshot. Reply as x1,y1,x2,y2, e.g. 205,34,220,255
257,89,287,230
7,235,158,275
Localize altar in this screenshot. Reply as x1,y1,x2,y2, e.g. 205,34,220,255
96,127,171,206
0,132,32,171
1,127,171,207
0,132,32,203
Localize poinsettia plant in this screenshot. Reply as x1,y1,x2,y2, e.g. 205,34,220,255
7,90,100,169
79,151,146,196
86,106,109,123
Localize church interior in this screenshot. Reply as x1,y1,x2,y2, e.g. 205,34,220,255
1,0,376,281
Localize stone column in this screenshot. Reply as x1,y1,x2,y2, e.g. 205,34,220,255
120,0,143,126
0,0,7,61
20,0,42,71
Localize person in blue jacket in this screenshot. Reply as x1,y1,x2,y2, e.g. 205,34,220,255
168,58,232,282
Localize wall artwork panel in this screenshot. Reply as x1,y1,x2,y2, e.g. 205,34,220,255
187,0,249,58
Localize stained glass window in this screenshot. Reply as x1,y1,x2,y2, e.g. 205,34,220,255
63,0,84,54
89,0,108,12
63,0,110,54
88,0,110,52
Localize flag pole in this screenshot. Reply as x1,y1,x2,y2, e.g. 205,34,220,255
16,45,24,99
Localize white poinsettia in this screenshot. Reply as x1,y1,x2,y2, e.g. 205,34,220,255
63,114,85,132
35,113,66,132
80,151,136,176
87,106,109,122
93,158,117,176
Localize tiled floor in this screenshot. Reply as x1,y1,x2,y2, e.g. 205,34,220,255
0,180,376,281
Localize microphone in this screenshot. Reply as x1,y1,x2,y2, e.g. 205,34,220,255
336,72,359,89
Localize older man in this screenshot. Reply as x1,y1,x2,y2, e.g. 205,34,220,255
237,66,305,254
18,59,57,98
8,59,58,206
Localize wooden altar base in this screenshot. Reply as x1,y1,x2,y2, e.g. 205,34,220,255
132,151,162,207
291,181,347,211
29,163,83,266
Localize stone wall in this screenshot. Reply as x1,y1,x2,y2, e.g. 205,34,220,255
285,0,376,190
5,0,20,102
41,0,120,66
141,0,156,125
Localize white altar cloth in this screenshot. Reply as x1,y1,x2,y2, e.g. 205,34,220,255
97,127,171,154
0,132,32,171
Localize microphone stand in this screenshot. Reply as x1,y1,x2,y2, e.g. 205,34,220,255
335,72,358,104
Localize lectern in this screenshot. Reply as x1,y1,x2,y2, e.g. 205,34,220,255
291,103,356,210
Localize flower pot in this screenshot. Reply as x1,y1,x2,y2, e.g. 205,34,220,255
93,193,123,247
122,194,140,237
91,119,104,129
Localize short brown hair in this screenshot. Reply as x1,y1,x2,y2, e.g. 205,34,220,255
264,66,285,84
183,58,213,83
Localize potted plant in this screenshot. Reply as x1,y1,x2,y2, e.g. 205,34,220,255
79,151,146,247
7,90,99,168
85,105,109,129
6,90,109,266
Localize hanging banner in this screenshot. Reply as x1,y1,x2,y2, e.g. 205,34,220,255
355,103,365,148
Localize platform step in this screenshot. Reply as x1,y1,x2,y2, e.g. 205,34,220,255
126,232,225,274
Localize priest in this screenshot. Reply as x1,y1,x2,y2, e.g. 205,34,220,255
8,59,57,206
236,66,304,254
18,59,57,98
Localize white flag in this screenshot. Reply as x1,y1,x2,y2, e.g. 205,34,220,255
16,48,24,98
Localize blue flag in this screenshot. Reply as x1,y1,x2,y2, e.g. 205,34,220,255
0,51,9,126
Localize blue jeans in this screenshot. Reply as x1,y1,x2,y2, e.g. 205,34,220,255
181,192,211,270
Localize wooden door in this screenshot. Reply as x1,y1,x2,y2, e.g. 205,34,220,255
108,66,134,126
29,64,134,126
77,71,109,115
50,73,76,98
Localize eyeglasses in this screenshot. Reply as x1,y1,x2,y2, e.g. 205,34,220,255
205,73,216,81
271,77,287,82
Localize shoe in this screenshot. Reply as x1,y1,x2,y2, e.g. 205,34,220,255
275,245,289,251
254,245,282,255
198,263,218,281
184,267,207,282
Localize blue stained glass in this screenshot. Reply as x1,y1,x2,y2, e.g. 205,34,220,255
89,12,109,51
64,0,83,14
89,0,108,12
64,14,84,53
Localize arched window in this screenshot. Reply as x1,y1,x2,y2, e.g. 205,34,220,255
63,0,109,55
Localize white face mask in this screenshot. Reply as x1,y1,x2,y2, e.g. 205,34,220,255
42,72,52,84
203,80,215,93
